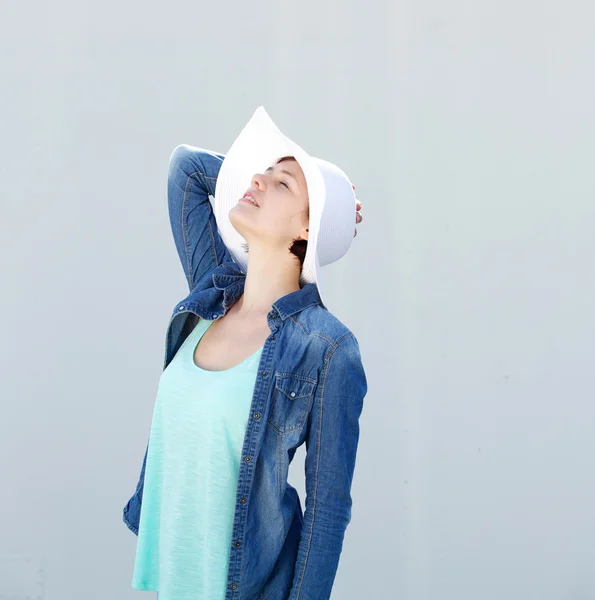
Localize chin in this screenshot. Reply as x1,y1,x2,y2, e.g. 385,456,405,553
228,207,253,238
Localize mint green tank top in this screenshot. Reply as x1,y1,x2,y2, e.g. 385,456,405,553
131,317,264,600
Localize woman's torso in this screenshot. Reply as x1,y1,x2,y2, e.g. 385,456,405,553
123,261,366,600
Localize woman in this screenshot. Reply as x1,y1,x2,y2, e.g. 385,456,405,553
123,107,368,600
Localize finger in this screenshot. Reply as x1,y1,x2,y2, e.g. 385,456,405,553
353,227,358,237
356,213,362,224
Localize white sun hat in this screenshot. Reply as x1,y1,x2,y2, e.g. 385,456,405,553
213,105,357,310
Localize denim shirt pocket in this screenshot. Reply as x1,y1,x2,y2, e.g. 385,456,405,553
268,373,317,434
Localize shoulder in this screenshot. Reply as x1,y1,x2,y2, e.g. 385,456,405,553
297,306,368,398
292,304,361,352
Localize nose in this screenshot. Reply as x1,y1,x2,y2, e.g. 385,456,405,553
251,172,267,190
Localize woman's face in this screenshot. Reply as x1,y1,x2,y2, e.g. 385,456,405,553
229,156,310,251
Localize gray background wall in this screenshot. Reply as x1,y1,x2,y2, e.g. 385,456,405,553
1,0,594,598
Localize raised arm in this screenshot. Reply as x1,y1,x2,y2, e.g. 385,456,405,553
167,145,232,291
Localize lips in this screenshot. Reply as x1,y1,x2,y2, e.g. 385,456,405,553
241,193,259,207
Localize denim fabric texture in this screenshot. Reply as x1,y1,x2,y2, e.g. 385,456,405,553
122,145,368,600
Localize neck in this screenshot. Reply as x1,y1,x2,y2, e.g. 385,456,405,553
233,243,302,319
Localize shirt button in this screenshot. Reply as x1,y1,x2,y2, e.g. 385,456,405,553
240,497,247,503
261,371,268,377
234,541,241,547
290,391,296,398
270,336,275,341
253,413,260,419
244,456,252,462
230,583,237,590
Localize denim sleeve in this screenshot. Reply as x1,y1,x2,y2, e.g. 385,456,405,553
289,334,368,600
166,145,232,291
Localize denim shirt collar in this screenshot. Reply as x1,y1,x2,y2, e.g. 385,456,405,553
210,260,324,319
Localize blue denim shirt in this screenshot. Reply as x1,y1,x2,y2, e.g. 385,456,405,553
122,146,368,600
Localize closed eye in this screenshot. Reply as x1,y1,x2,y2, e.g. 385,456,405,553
280,181,289,189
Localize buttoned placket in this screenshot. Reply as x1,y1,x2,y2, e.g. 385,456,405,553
225,308,281,598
